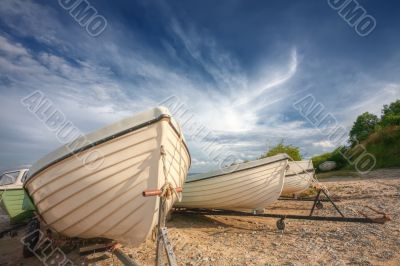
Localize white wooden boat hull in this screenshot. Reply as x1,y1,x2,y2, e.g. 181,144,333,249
25,108,190,246
176,155,289,211
281,160,314,195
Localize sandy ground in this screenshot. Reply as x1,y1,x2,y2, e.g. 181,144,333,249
0,168,399,265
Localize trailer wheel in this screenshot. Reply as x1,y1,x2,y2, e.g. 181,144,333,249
276,218,285,231
316,201,323,210
22,218,40,258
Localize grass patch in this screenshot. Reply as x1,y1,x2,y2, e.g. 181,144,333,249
363,126,400,168
312,126,400,175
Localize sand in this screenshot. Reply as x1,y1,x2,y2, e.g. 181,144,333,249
0,168,399,265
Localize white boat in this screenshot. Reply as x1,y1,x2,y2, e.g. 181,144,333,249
319,160,336,172
175,154,289,211
281,160,315,195
24,107,190,245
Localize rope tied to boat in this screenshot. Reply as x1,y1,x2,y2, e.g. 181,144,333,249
286,156,329,194
160,145,183,202
159,182,182,201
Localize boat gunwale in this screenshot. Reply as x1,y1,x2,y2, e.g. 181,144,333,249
181,169,283,197
285,169,315,178
186,155,289,183
182,162,284,191
0,188,26,191
180,172,283,204
180,162,287,209
26,114,191,185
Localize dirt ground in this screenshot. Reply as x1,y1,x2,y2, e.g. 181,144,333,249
1,168,399,265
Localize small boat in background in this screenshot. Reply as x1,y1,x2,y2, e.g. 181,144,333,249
0,168,35,224
24,107,190,245
175,154,289,211
281,160,315,196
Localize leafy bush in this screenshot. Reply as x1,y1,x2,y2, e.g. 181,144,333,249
260,140,302,161
381,100,400,126
312,99,400,172
328,147,349,169
311,152,332,170
364,126,400,168
349,112,379,146
312,147,349,172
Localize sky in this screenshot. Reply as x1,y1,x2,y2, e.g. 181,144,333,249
0,0,399,173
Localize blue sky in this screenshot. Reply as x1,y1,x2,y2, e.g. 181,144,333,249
0,0,399,173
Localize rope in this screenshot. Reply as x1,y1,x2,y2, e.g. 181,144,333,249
160,120,185,202
159,182,182,202
285,155,329,194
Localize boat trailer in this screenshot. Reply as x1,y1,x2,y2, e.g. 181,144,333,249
78,242,139,266
142,186,182,266
174,189,391,230
1,186,183,266
77,186,183,266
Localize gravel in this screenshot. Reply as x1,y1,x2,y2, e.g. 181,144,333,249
1,169,399,265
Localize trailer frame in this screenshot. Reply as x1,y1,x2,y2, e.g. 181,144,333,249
174,189,391,230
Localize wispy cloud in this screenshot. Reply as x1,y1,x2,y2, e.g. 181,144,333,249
0,0,399,173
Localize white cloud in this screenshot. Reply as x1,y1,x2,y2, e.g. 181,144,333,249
0,12,310,172
312,140,335,148
0,36,29,56
0,0,68,47
0,0,399,173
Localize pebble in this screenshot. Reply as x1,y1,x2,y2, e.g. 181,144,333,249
10,169,398,266
377,250,393,260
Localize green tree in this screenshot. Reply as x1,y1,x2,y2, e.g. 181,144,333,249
261,140,302,160
349,112,379,145
381,99,400,126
